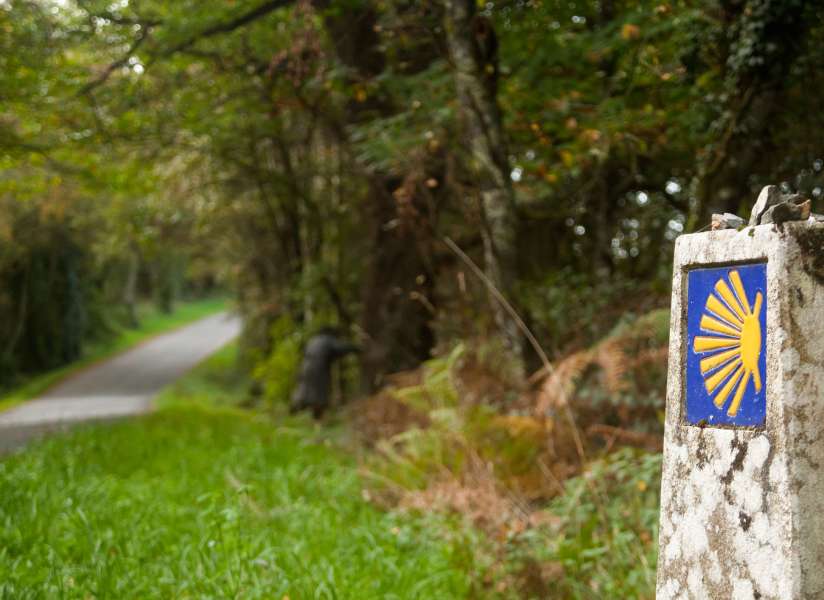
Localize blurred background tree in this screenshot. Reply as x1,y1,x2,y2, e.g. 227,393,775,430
2,0,823,395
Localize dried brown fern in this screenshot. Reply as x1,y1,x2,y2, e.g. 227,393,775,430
535,349,592,413
533,314,668,416
595,337,630,395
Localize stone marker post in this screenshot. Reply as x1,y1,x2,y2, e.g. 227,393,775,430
656,220,824,599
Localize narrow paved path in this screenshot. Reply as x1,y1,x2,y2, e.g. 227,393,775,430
0,312,241,452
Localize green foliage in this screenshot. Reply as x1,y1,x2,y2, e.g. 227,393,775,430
365,343,548,502
394,344,464,413
609,308,670,343
4,0,821,381
251,316,305,411
368,345,468,490
581,308,671,415
3,0,824,368
521,268,644,350
0,194,104,382
7,3,823,596
520,449,661,599
360,340,663,598
536,308,670,437
152,250,184,314
348,60,455,172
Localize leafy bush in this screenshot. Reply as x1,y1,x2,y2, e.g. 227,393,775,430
357,324,666,598
0,195,104,382
251,315,304,411
501,448,661,599
537,308,670,435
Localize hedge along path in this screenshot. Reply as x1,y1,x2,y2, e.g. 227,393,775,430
0,312,241,452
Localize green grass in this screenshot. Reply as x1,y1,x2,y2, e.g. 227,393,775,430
0,329,662,600
153,342,247,412
0,296,229,413
0,351,476,599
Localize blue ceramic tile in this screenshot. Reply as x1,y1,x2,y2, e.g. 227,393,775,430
685,263,767,427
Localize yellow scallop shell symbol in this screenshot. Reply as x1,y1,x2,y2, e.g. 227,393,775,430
692,270,763,417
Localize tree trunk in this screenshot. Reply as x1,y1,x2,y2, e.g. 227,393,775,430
359,176,436,392
318,2,440,389
443,0,522,367
123,241,140,328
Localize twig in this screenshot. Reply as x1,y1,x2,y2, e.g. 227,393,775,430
443,236,550,367
536,457,566,496
442,236,588,466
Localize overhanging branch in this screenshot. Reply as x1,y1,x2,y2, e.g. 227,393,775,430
79,25,151,95
79,0,294,94
157,0,293,58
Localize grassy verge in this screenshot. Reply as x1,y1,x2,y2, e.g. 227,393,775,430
0,296,229,413
0,336,662,599
355,343,662,598
153,342,246,411
0,350,477,599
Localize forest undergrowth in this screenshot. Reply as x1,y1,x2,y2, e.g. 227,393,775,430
1,307,669,599
346,309,670,598
247,307,671,597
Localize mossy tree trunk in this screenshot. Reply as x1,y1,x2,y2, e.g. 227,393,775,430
444,0,522,369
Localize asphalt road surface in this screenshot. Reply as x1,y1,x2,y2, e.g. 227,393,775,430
0,312,241,452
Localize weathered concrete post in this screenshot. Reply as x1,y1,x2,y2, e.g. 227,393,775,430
656,213,824,598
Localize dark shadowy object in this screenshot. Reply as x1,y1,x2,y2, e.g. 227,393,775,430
290,328,359,418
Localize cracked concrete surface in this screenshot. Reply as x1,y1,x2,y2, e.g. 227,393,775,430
0,312,241,452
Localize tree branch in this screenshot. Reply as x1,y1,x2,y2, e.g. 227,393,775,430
79,1,293,95
157,0,293,58
78,25,151,95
